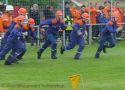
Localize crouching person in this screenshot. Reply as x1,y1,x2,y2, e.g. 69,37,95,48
4,15,25,65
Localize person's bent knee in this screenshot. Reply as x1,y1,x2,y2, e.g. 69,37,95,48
79,45,84,50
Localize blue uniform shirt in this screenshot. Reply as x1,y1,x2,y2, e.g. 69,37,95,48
72,21,86,36
40,19,64,34
7,25,23,43
101,23,116,36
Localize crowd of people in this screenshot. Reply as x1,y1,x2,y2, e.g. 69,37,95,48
64,0,125,37
0,0,124,65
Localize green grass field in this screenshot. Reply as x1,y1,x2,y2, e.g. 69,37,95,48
0,41,125,90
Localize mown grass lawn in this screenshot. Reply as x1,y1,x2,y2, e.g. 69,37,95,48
0,41,125,90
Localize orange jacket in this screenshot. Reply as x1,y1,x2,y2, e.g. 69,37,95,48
2,12,12,31
103,6,110,18
70,7,81,23
112,7,123,27
85,7,97,24
90,7,97,24
23,24,35,32
13,17,18,23
0,16,4,33
116,8,123,27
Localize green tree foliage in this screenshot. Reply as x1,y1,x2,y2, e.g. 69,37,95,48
8,0,59,8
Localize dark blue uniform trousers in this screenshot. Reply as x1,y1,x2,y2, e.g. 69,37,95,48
38,33,57,57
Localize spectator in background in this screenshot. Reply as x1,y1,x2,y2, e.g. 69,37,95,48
64,1,72,43
29,4,40,25
103,1,111,18
80,5,87,14
122,8,125,37
43,5,55,19
13,3,20,18
114,2,123,33
0,3,5,38
65,1,70,16
123,8,125,29
29,4,40,47
0,2,5,12
96,6,106,35
0,11,4,38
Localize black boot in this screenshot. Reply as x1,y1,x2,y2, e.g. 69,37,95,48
74,57,80,60
37,51,41,59
103,46,107,53
51,55,57,59
0,55,5,60
37,49,44,59
4,54,17,65
74,53,80,60
95,53,100,59
51,50,57,59
17,50,26,60
60,47,64,54
4,60,12,65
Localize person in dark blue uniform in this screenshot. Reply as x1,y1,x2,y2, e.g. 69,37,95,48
95,20,117,59
4,15,25,65
37,10,65,59
60,13,89,60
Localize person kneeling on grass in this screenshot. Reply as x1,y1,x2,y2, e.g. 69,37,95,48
60,13,89,60
94,20,117,59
